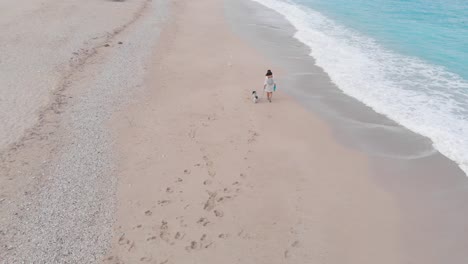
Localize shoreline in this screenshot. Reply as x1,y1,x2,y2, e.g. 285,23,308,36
106,0,468,262
247,0,468,176
1,0,467,263
226,0,466,176
226,0,468,262
106,0,400,262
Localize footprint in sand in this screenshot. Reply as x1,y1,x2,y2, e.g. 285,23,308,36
174,231,185,240
204,242,214,249
207,114,217,121
284,240,301,259
185,241,199,251
117,233,126,245
217,195,233,203
203,191,217,211
105,256,118,262
128,241,135,251
139,257,154,262
158,200,171,206
247,130,259,143
147,236,157,241
203,156,212,166
203,156,216,177
196,217,210,227
214,209,224,217
159,220,171,243
200,234,214,249
203,179,212,185
186,234,213,252
218,233,229,239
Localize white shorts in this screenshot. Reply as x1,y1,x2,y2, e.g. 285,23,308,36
264,86,274,92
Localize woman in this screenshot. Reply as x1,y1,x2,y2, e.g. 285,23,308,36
263,69,276,103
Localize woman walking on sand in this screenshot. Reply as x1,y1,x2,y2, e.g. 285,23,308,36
264,69,276,103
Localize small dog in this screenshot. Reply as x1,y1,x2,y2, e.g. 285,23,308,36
252,91,259,103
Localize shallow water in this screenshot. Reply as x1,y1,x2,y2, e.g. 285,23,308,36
250,0,468,175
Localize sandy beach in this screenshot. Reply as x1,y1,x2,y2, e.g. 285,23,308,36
1,0,468,263
107,0,403,263
104,0,468,262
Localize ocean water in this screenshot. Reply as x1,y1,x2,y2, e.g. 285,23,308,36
251,0,468,175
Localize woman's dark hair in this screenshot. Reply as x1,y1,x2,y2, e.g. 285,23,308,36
266,69,273,76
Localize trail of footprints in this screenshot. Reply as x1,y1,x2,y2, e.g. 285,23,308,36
284,240,301,260
108,154,250,263
106,120,286,263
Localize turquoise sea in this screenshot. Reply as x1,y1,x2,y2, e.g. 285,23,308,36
252,0,468,175
296,0,468,79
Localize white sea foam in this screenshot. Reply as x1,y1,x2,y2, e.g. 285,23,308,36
252,0,468,175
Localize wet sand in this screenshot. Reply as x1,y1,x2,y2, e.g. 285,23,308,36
106,0,468,263
226,0,468,262
106,0,400,263
1,0,467,263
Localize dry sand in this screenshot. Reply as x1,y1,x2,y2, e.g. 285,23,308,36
0,0,154,151
105,0,402,263
0,0,167,262
2,0,465,263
